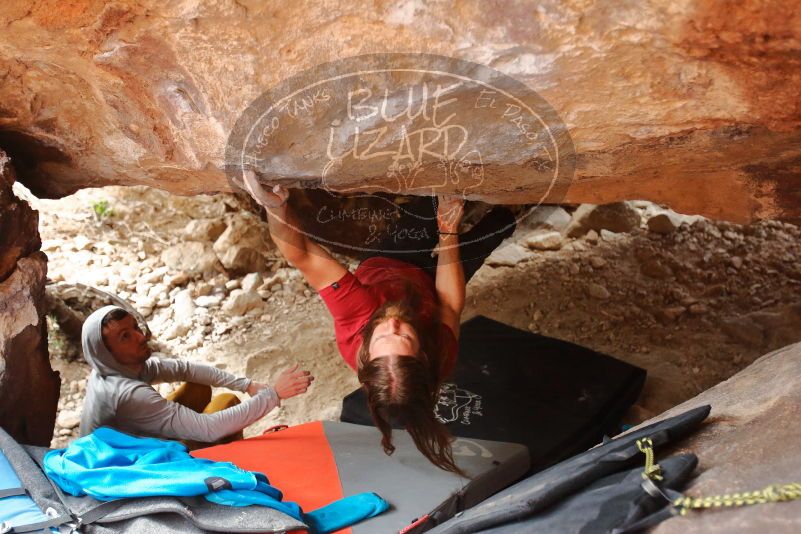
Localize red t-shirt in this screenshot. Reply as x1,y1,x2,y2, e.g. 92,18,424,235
318,257,458,379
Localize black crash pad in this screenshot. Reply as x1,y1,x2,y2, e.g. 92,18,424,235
342,315,646,473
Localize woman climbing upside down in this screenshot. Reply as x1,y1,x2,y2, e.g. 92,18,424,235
242,170,516,472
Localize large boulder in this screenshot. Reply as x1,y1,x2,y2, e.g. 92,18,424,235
0,150,60,446
212,212,274,275
565,202,643,237
0,1,799,224
161,241,222,277
629,340,801,533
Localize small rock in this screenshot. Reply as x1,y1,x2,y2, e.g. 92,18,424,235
135,296,156,313
135,281,153,296
141,266,169,284
183,219,226,242
225,279,241,290
523,231,563,251
659,306,686,323
566,202,642,238
640,259,673,279
217,246,265,275
73,235,93,251
147,283,168,300
57,410,81,429
222,289,263,316
584,229,599,243
599,229,625,242
241,272,263,293
195,295,223,307
194,282,213,297
647,212,682,234
689,303,708,315
723,230,740,241
41,238,64,252
730,256,743,269
165,271,190,288
173,289,195,321
90,272,109,286
589,256,606,269
521,206,572,233
587,283,611,299
486,243,532,267
261,273,285,290
163,321,192,340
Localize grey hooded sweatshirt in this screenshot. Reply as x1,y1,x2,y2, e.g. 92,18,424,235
79,305,280,442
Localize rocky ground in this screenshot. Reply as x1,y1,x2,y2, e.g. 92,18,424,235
14,184,801,449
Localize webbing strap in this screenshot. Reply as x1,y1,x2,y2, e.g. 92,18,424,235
1,509,73,533
73,499,127,526
0,488,26,499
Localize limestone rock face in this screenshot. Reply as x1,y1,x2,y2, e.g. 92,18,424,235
635,341,801,533
0,150,60,446
0,1,799,223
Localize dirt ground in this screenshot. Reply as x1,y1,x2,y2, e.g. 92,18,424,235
15,184,801,448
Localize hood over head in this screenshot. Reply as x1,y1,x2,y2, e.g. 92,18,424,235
82,305,141,379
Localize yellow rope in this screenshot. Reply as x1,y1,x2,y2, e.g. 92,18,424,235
636,436,801,516
636,438,663,481
673,483,801,516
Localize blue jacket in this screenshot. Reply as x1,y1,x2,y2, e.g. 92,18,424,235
44,427,387,533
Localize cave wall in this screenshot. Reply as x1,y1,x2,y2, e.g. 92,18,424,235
0,0,799,223
0,149,60,445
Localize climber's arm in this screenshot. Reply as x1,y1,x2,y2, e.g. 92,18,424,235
265,203,348,290
435,196,466,340
241,170,347,290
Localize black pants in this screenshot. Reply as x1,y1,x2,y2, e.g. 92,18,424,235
363,198,517,283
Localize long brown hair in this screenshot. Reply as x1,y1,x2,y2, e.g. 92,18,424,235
356,295,463,475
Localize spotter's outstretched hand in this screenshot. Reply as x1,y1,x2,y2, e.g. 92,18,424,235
273,364,314,400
